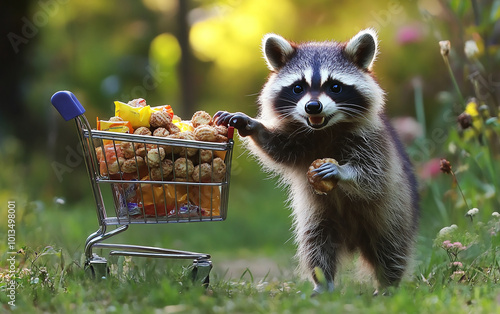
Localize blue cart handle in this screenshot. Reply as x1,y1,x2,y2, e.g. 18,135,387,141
51,91,86,121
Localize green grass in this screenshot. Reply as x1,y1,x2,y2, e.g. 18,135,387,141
1,123,500,313
2,119,500,312
2,249,500,313
1,143,500,312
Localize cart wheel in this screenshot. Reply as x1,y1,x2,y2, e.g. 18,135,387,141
85,255,109,279
192,259,212,288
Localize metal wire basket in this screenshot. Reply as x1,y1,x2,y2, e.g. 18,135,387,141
51,91,234,283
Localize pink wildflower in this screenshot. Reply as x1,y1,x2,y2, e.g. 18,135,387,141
451,270,465,280
419,158,442,180
397,25,424,45
453,242,466,250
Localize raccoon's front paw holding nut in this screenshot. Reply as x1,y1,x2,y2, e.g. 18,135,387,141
214,111,255,137
307,158,340,195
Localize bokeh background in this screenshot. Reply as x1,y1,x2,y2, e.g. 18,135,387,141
2,0,498,281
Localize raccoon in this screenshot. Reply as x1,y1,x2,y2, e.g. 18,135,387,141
214,29,419,294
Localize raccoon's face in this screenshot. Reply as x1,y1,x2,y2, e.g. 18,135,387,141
259,29,385,131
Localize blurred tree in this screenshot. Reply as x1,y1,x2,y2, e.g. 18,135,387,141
0,0,458,202
1,1,31,142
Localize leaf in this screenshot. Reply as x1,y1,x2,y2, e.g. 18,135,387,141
491,0,500,22
449,0,471,17
485,117,499,126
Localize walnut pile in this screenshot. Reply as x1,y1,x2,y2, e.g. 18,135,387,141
98,109,229,182
307,158,339,195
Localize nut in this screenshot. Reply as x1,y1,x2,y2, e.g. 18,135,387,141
120,142,135,159
198,149,214,163
150,111,172,128
146,143,159,151
216,134,228,143
108,157,126,174
192,163,212,182
95,146,103,160
146,147,166,167
307,158,339,195
191,111,212,128
211,157,226,182
178,132,198,157
135,155,145,168
121,156,145,173
150,159,174,180
153,127,169,137
109,116,124,122
134,126,152,136
135,147,147,157
194,125,218,142
174,158,194,180
167,122,181,134
164,131,195,155
214,125,228,136
180,146,198,157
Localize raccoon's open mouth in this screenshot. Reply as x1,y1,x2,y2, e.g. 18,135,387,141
306,115,329,129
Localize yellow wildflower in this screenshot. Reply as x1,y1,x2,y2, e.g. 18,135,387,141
462,100,483,140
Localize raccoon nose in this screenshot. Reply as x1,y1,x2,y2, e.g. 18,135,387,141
305,100,323,115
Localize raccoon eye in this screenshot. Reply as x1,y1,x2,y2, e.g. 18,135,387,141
292,84,304,94
330,83,342,94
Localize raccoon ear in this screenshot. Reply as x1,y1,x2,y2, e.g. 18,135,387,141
262,34,295,71
345,29,378,71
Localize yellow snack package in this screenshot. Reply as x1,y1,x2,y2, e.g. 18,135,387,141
173,119,194,132
151,105,174,118
97,119,134,144
115,101,152,128
97,119,134,133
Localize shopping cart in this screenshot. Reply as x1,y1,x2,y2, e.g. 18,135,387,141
51,91,234,284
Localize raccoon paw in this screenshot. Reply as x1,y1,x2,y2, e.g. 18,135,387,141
312,162,339,180
214,111,255,137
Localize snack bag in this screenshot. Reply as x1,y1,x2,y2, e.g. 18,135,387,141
97,119,134,144
140,183,189,217
96,143,124,175
115,101,152,128
172,118,194,132
97,119,134,133
189,186,221,216
112,182,141,217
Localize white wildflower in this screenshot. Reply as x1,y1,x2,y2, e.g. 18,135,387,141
438,224,458,237
492,212,500,218
466,208,479,217
439,40,451,57
464,40,479,59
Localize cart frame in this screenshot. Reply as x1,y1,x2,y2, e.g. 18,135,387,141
51,91,234,283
